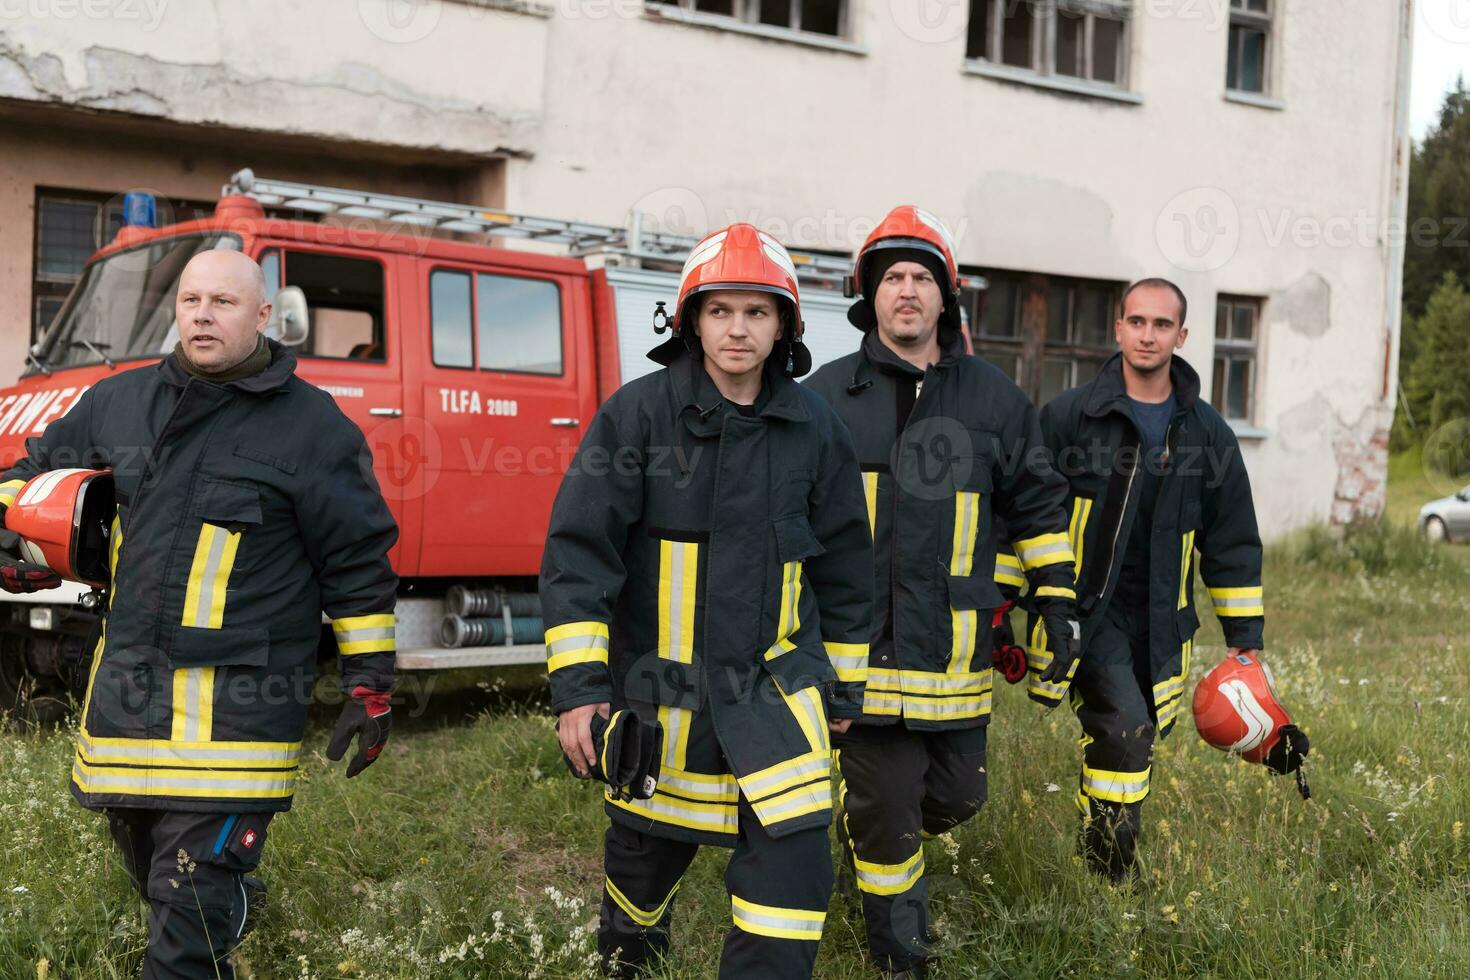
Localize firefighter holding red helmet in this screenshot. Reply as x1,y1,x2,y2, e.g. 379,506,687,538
0,248,398,979
805,206,1080,978
541,224,874,978
1026,277,1271,882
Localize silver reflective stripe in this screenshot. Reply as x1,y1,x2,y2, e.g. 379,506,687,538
1214,595,1262,609
1083,771,1149,797
856,854,923,890
828,653,866,673
906,695,991,718
901,673,991,694
658,770,736,800
335,626,395,643
755,783,830,823
1019,539,1071,563
547,633,610,657
663,708,683,769
743,754,828,800
79,738,299,764
616,795,736,831
193,528,229,627
183,669,202,742
733,904,823,939
74,765,296,794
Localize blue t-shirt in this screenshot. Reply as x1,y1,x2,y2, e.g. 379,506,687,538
1115,393,1176,608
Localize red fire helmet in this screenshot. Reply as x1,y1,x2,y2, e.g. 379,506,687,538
850,205,961,304
651,223,808,373
4,469,115,588
1193,651,1311,795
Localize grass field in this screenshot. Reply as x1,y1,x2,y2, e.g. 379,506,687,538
2,459,1468,979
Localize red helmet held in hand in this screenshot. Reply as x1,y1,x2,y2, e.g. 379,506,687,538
2,468,115,588
1193,651,1310,797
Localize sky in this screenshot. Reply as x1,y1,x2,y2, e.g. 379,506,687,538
1412,5,1470,140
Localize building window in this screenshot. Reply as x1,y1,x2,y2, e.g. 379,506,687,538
966,270,1120,404
477,274,563,376
32,189,211,343
1226,0,1272,95
277,251,387,361
966,0,1129,88
431,270,475,369
650,0,848,38
1213,296,1260,422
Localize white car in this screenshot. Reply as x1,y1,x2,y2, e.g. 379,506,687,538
1420,485,1470,543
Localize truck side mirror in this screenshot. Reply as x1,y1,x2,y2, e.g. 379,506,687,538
266,286,310,347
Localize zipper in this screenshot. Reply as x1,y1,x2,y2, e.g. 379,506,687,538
1093,416,1178,605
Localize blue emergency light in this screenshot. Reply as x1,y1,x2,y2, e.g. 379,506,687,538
122,192,157,228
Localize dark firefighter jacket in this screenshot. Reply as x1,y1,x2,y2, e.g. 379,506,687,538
0,342,398,813
804,328,1077,729
1031,352,1264,738
540,351,873,846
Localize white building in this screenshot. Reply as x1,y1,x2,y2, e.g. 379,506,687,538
0,0,1413,534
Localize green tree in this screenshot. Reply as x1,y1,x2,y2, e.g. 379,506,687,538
1400,273,1470,465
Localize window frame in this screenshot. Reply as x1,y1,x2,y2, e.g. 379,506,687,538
648,0,851,41
428,266,477,371
1226,0,1274,97
1212,294,1262,424
966,0,1132,91
273,248,390,363
426,264,567,378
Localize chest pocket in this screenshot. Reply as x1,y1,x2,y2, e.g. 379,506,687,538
182,481,261,630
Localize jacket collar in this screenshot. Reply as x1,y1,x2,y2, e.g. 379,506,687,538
1083,352,1201,419
158,338,298,395
860,326,966,380
667,348,809,437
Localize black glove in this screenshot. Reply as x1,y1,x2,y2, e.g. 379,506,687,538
1263,724,1311,799
563,709,662,801
326,686,392,777
1026,613,1081,707
0,556,62,593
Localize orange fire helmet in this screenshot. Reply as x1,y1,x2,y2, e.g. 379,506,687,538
3,469,115,589
1193,651,1311,798
650,223,810,375
846,205,962,334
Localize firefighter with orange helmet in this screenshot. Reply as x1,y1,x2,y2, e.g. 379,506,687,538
541,223,874,978
1029,277,1268,882
805,206,1079,978
0,248,398,979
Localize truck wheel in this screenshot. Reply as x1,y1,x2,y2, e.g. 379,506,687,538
1425,517,1448,544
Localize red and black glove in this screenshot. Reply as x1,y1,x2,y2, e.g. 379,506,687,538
327,686,391,777
991,601,1027,684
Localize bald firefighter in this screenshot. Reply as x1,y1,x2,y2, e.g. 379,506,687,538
541,224,874,978
0,249,397,978
1028,277,1264,881
805,207,1080,978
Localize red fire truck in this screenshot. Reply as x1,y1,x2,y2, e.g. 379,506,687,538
0,170,876,710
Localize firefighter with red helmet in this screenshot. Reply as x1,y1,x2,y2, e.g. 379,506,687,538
541,223,874,978
1028,277,1267,881
804,206,1079,978
0,248,398,979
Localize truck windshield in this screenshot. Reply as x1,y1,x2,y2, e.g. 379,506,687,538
34,233,244,373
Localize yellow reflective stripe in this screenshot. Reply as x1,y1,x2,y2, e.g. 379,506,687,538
334,613,396,655
900,692,992,721
853,847,925,896
766,558,803,661
170,667,216,742
657,705,693,771
731,895,825,942
824,640,868,683
1034,586,1076,599
607,784,738,835
862,471,878,537
544,621,610,672
1209,585,1264,617
108,511,122,610
740,750,830,802
1080,765,1151,804
654,765,738,803
0,479,25,507
1069,497,1093,579
78,732,300,767
600,709,621,781
333,613,394,632
1178,530,1196,610
606,876,681,928
658,539,698,664
949,491,980,576
181,523,241,629
994,551,1024,588
71,759,297,799
862,666,903,716
78,627,106,731
947,606,977,673
748,776,831,827
1015,532,1075,570
779,684,828,754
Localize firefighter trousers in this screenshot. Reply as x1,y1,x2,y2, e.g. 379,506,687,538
598,798,833,979
105,808,272,980
833,723,988,972
1072,600,1156,881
